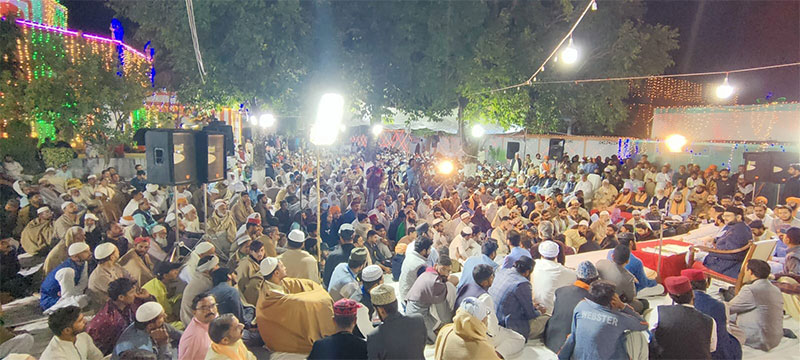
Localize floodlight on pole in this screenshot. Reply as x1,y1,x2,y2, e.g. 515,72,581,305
310,93,344,146
437,160,455,175
665,134,687,153
248,116,258,125
371,124,384,136
471,124,485,138
716,75,734,99
259,113,276,128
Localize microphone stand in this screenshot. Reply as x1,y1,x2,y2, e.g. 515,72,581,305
656,211,664,281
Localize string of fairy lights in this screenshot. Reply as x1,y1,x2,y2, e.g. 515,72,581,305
471,0,800,102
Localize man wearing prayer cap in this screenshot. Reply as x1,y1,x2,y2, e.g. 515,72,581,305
308,299,367,360
681,268,743,359
179,241,216,284
206,198,237,260
118,236,156,286
114,301,177,359
88,241,136,305
144,183,167,215
647,276,717,359
366,284,427,359
449,226,478,271
180,204,202,233
40,242,92,314
181,255,219,326
532,240,576,314
328,247,368,301
279,229,320,283
433,297,500,360
255,256,337,353
545,260,600,352
20,205,55,255
323,222,357,287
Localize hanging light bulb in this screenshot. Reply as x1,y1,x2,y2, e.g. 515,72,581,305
591,1,598,11
716,75,734,99
561,36,578,64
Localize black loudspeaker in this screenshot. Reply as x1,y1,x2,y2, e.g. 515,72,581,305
506,141,520,159
743,152,773,182
769,152,799,183
203,121,234,156
196,131,227,183
548,138,565,160
146,130,197,185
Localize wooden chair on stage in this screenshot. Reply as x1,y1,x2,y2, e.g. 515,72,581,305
687,239,778,294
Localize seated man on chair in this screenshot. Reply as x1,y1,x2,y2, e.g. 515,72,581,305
696,207,753,278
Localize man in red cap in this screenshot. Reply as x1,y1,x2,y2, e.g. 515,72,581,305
647,276,717,359
681,268,742,360
308,299,367,359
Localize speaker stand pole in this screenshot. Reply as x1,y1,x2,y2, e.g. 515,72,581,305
776,184,782,205
316,150,322,264
203,183,208,225
174,185,180,249
752,181,757,204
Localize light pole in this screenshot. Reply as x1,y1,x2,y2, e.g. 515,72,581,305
310,93,344,262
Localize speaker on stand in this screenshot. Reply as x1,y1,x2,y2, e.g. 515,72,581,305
145,130,197,185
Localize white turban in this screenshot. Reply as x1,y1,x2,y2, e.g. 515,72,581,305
460,297,489,321
60,201,74,211
84,213,99,221
539,240,560,258
37,206,52,215
180,204,196,215
146,184,159,192
194,242,214,255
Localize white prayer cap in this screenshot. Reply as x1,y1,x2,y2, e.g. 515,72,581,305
151,225,166,234
180,204,195,215
209,187,220,194
460,297,489,321
631,210,641,215
94,242,117,260
461,226,473,235
87,174,97,180
37,206,52,215
539,240,560,258
135,302,163,322
214,199,226,211
236,234,252,246
460,212,471,220
84,213,99,221
67,242,90,256
194,242,214,255
339,223,354,233
259,257,279,276
599,211,610,217
60,201,74,211
45,167,56,173
119,216,135,227
288,229,305,244
578,220,589,227
165,213,176,224
146,184,159,192
196,255,219,273
361,265,383,282
432,218,444,226
231,182,246,192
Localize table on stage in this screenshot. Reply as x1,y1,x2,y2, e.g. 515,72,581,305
631,239,692,281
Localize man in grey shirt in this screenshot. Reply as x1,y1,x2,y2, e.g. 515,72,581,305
596,244,648,314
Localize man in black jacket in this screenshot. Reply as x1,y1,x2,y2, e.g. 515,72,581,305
322,224,356,287
783,163,800,204
544,260,599,352
649,276,716,359
308,299,367,360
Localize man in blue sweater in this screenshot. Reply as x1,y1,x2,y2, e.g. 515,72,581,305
558,280,649,360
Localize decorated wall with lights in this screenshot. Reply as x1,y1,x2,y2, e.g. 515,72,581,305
624,77,714,138
3,18,153,140
651,102,799,143
0,0,68,28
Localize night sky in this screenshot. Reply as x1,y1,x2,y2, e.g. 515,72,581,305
61,0,800,104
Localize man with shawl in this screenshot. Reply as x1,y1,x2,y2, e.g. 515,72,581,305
89,242,134,305
207,199,238,256
256,257,336,354
21,206,55,255
231,192,256,226
44,226,85,274
119,236,156,286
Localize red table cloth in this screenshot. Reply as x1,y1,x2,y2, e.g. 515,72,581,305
631,239,692,282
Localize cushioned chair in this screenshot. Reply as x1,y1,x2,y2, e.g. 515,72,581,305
688,239,778,294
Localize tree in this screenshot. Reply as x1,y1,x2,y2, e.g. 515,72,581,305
109,0,314,170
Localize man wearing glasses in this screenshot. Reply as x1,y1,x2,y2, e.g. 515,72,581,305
178,293,218,360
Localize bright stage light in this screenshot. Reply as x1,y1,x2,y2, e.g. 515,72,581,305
371,124,383,136
471,124,485,138
249,116,258,125
259,113,276,128
665,134,687,153
437,160,455,175
716,76,734,99
311,93,345,146
561,37,578,64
